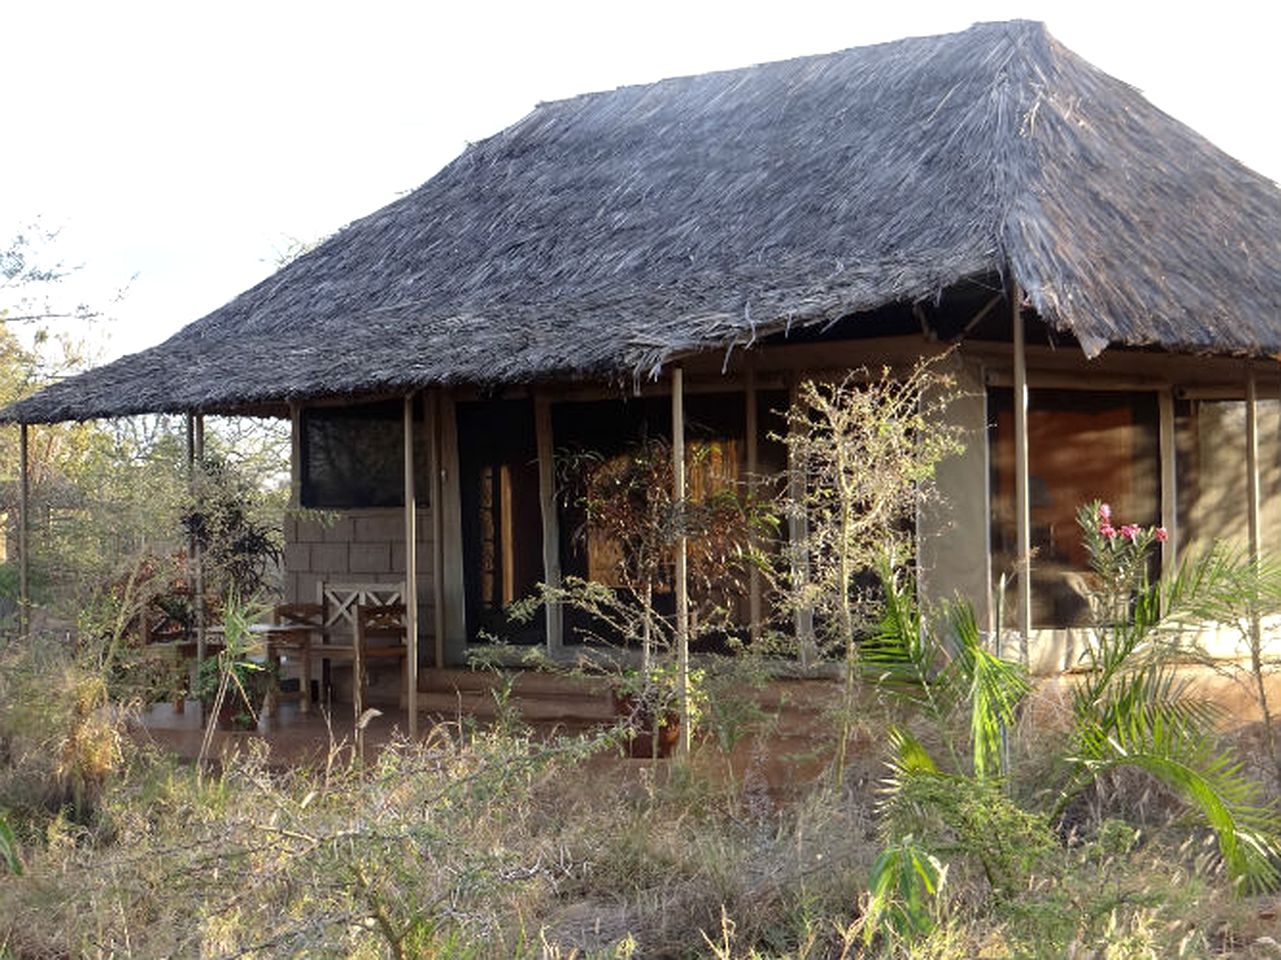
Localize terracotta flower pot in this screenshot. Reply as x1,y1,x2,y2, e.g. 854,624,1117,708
612,690,681,758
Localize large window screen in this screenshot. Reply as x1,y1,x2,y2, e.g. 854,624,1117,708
301,400,429,509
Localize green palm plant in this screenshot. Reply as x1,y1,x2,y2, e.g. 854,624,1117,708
862,561,1029,782
1051,502,1281,892
862,565,1038,936
863,511,1281,946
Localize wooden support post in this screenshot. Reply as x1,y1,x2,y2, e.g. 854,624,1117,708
1247,364,1264,681
403,393,420,739
18,423,29,636
788,379,817,666
672,366,691,757
1247,365,1262,569
428,389,447,670
1158,388,1178,577
186,413,198,657
534,392,564,657
745,371,761,644
1011,280,1032,666
194,414,206,663
288,403,302,509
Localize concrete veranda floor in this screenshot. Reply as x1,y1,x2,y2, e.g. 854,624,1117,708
129,699,425,767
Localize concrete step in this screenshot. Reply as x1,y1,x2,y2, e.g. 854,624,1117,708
420,668,611,700
416,689,619,723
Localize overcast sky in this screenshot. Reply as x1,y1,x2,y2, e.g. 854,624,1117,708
5,0,1279,364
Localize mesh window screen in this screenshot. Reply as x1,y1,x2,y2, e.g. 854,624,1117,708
301,400,429,509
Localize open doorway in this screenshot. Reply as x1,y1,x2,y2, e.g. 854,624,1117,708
457,399,545,645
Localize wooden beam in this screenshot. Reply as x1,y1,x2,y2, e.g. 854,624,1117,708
1011,280,1032,665
403,392,420,739
1158,388,1178,576
499,464,515,606
672,366,691,756
534,392,563,656
745,370,761,644
1247,364,1264,684
185,413,198,672
18,423,28,636
428,389,447,670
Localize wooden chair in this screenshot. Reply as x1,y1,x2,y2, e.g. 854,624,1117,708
352,602,409,722
269,602,324,715
311,582,406,716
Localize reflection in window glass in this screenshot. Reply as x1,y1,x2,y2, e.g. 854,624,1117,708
989,389,1159,628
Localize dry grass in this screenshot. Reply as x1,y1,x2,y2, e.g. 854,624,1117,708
1,643,1279,958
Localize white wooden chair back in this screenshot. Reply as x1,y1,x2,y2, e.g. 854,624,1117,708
317,582,406,638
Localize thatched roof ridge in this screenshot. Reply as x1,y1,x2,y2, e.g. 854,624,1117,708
10,19,1281,423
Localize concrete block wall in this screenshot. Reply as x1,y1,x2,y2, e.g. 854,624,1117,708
283,508,436,642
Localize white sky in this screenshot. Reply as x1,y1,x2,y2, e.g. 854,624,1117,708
4,0,1279,364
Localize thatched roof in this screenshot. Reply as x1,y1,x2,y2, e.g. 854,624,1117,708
10,19,1281,423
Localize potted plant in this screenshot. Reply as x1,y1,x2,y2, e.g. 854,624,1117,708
196,590,274,732
195,655,276,730
610,661,705,758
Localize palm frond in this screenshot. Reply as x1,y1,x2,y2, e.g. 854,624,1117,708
944,600,1029,780
1078,661,1224,750
1064,715,1281,892
863,834,946,945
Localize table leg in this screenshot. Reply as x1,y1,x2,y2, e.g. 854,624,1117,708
300,638,312,715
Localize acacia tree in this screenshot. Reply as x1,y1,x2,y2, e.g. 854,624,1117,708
777,358,966,780
0,226,289,633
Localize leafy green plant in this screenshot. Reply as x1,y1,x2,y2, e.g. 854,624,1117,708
196,590,271,764
862,505,1281,955
0,813,22,875
863,834,947,945
1053,501,1281,893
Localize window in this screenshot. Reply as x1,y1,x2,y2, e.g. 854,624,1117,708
989,388,1160,628
300,400,429,509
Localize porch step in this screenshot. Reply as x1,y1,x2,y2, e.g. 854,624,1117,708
416,668,617,725
420,667,611,698
416,689,617,723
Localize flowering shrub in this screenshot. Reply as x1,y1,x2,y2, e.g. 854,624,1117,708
1078,500,1167,627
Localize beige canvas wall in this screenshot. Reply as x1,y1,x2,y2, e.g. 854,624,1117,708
917,355,991,630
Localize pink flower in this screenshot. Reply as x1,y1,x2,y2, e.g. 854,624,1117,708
1099,503,1113,522
1154,527,1169,542
1099,523,1117,540
1120,524,1141,541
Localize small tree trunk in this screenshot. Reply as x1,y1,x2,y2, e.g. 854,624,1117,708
832,460,857,785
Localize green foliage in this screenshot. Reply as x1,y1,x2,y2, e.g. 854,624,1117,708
0,813,21,875
185,452,285,600
863,505,1281,954
1059,500,1281,893
881,732,1054,899
864,564,1029,780
864,834,947,944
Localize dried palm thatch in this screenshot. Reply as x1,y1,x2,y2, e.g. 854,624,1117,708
8,19,1281,423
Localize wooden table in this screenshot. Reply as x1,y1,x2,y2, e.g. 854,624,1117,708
205,623,317,716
